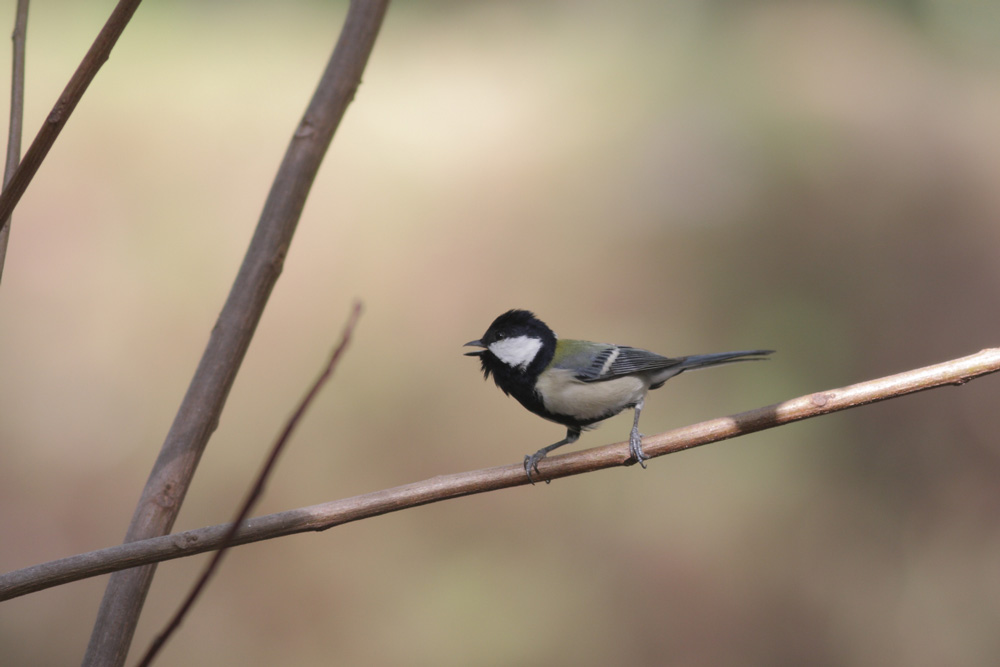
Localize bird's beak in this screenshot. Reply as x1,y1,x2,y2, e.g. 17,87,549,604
463,339,485,356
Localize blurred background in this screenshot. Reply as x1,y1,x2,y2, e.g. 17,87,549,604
1,0,999,664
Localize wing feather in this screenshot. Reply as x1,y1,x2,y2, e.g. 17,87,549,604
596,346,680,378
572,345,680,382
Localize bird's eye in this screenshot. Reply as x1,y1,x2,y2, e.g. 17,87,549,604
496,332,506,340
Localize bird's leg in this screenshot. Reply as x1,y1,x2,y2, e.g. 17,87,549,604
628,399,649,468
524,427,580,485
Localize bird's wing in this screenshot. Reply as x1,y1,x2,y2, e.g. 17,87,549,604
549,340,613,378
589,345,681,380
553,341,681,382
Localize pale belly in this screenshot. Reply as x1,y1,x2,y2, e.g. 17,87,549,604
535,369,647,421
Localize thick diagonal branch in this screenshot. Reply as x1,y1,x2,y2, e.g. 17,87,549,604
81,3,390,666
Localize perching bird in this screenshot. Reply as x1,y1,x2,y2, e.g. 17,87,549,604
464,309,772,483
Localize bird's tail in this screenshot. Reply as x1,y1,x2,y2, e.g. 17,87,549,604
677,349,774,372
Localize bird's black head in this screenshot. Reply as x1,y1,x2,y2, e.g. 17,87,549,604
464,309,557,392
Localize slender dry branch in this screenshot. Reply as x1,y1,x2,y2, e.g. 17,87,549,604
0,0,143,227
136,302,362,667
3,347,997,603
0,0,29,283
82,4,390,666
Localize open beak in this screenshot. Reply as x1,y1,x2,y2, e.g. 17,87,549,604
463,339,485,356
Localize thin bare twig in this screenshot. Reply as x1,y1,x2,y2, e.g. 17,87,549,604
136,301,362,667
0,0,29,283
0,0,143,228
3,347,998,602
82,4,390,666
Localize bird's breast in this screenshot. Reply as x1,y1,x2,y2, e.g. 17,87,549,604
535,369,646,422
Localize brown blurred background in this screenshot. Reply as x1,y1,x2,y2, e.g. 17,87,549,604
2,1,999,664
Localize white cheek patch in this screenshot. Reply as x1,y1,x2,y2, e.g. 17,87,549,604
489,336,543,369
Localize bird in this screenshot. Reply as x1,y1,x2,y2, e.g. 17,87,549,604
464,309,772,483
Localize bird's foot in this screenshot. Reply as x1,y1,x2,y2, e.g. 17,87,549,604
628,429,649,469
523,451,552,485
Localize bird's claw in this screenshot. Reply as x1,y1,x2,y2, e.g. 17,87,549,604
523,453,551,485
629,430,649,469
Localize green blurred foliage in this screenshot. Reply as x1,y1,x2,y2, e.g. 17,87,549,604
1,1,999,665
